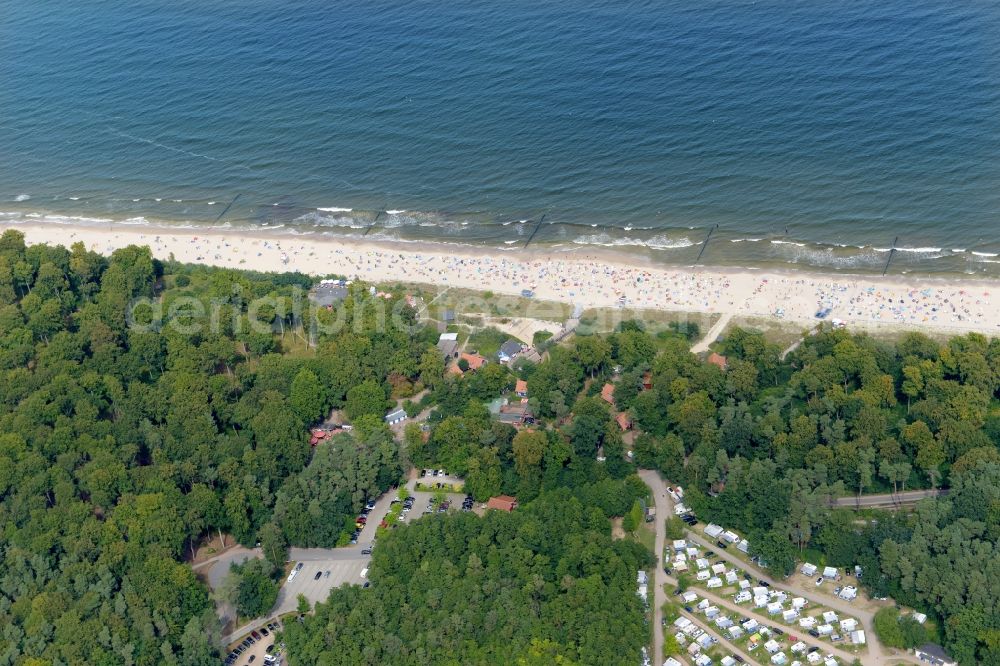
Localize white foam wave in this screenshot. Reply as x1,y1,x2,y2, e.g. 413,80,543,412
503,240,518,245
771,240,806,247
971,251,998,258
14,194,30,202
318,207,352,213
951,248,966,253
294,211,365,229
572,233,694,250
207,201,217,205
69,196,80,201
896,247,942,254
731,238,762,243
120,217,149,225
386,209,405,215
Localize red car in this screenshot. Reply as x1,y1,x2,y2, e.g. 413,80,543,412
251,630,261,640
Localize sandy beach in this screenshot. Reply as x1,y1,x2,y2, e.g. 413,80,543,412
7,221,999,336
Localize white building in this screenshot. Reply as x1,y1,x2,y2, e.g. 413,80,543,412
697,569,710,581
683,591,699,604
707,577,723,589
838,585,857,601
912,612,927,624
767,601,783,615
817,624,834,636
723,530,740,543
801,563,817,577
770,653,788,666
792,597,807,609
726,570,739,585
737,539,750,553
782,609,799,622
822,566,838,580
712,563,726,575
764,639,782,654
705,606,720,619
664,659,683,666
728,626,744,640
798,616,816,629
839,618,857,633
734,590,751,604
705,524,724,538
673,539,687,551
850,630,866,645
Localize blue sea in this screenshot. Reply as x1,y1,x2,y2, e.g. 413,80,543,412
2,0,1000,274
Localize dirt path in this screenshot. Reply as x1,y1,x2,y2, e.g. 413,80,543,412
639,469,670,666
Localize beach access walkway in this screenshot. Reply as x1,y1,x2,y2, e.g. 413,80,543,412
690,312,733,353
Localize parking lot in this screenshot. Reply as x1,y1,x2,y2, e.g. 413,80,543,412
224,619,283,666
274,558,368,613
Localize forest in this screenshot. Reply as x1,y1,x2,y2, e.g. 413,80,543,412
284,486,653,666
0,230,421,664
2,226,1000,664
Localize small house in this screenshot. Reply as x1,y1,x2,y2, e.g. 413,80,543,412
782,609,799,622
764,639,781,654
664,659,683,666
737,539,750,553
817,624,834,636
726,570,739,585
616,412,633,431
696,558,710,570
734,591,751,604
822,566,838,580
515,379,528,397
798,617,816,629
498,339,523,363
601,383,616,405
637,570,648,586
697,634,715,649
705,524,725,539
697,569,710,581
850,630,866,645
705,606,720,619
790,641,807,654
707,577,723,589
915,643,957,666
728,626,744,640
839,586,857,601
683,591,699,604
767,601,782,615
673,539,687,551
695,655,712,666
801,563,817,577
715,616,733,629
912,612,928,625
384,408,407,425
641,371,653,390
674,617,692,630
707,352,728,370
437,332,459,359
711,563,726,575
770,652,787,666
792,597,807,610
822,611,838,624
839,618,858,633
486,495,517,512
721,657,737,666
723,530,740,544
460,352,487,371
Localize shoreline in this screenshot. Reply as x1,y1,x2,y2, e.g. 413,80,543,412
6,220,999,337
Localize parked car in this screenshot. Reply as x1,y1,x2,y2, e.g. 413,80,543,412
251,631,261,640
324,570,330,578
259,627,269,636
716,541,728,549
815,576,824,586
361,546,373,555
808,630,820,638
773,627,784,635
313,571,322,580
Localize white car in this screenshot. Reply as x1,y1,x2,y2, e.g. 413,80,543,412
287,569,297,583
360,568,368,578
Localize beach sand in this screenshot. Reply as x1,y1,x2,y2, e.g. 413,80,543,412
7,221,998,336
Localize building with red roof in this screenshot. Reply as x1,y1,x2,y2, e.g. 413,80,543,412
707,352,728,370
486,495,518,512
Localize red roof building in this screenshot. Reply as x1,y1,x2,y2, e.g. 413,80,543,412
707,352,729,370
486,495,518,512
641,371,653,390
616,412,633,431
460,352,487,371
601,383,616,405
515,379,528,397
